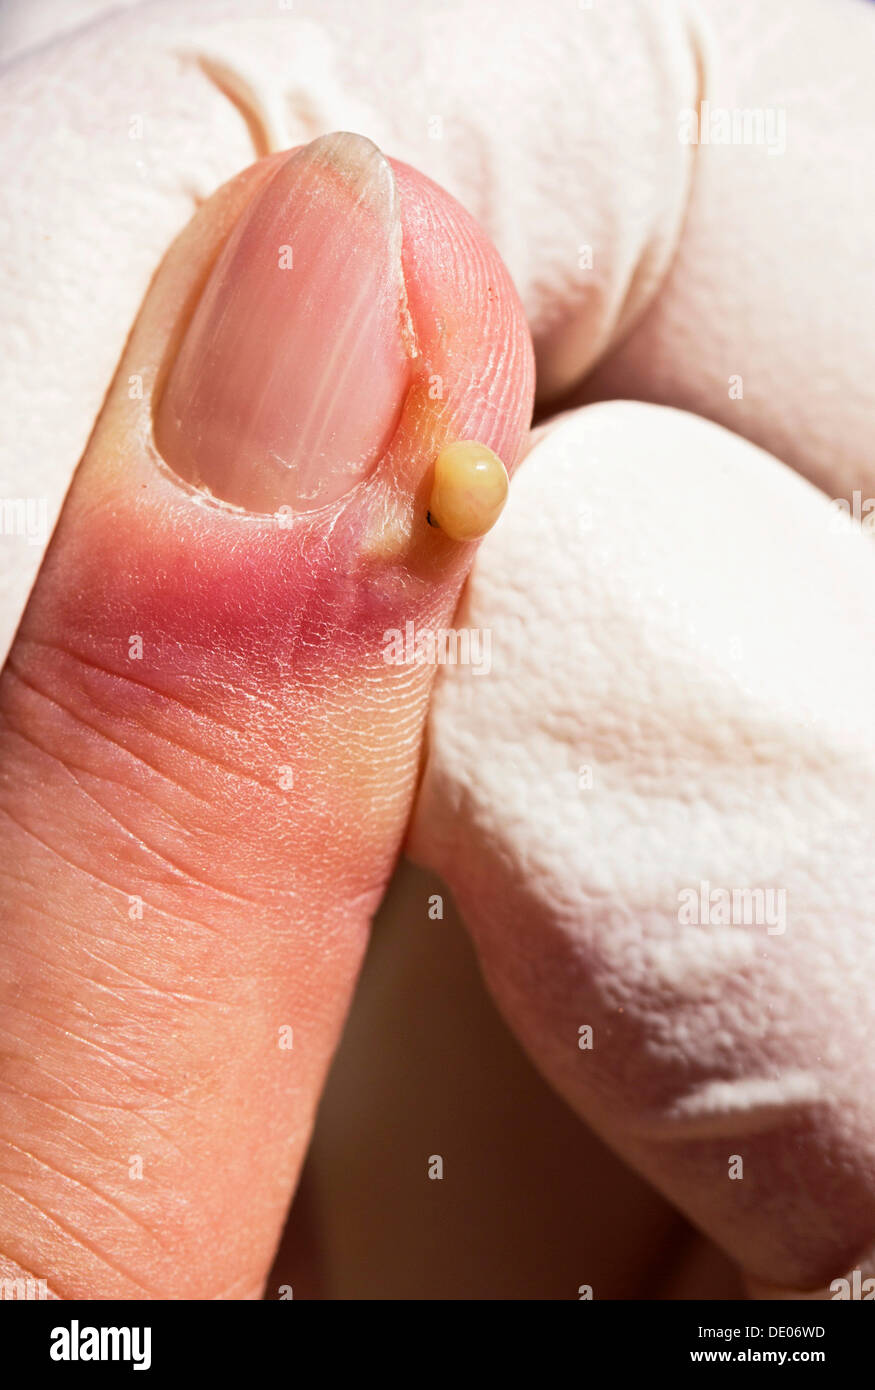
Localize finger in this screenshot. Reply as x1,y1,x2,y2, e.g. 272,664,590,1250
0,133,533,1298
0,0,695,657
409,400,875,1293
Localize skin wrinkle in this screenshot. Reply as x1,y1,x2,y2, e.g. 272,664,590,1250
0,846,222,946
0,1184,159,1298
0,1068,195,1140
0,775,292,918
4,725,214,847
5,1066,201,1132
0,1139,171,1246
4,1053,206,1144
1,662,358,914
1,1057,214,1129
23,634,275,743
0,999,170,1085
67,948,231,1008
0,949,233,1061
7,647,290,796
0,1075,129,1152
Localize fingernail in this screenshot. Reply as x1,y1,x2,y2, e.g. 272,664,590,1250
155,132,412,514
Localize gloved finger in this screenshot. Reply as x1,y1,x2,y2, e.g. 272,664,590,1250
409,400,875,1293
577,0,875,504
